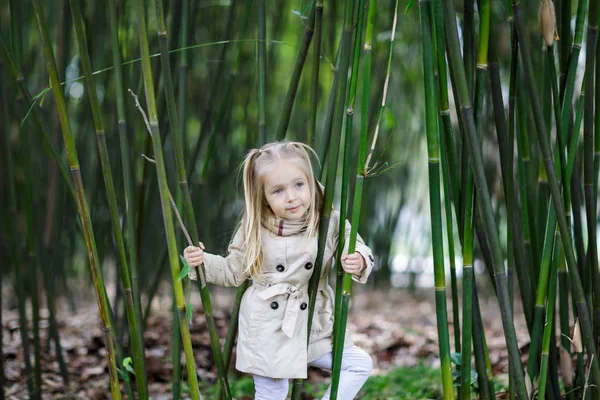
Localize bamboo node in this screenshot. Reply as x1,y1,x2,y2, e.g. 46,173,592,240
158,30,167,37
364,43,372,51
440,109,450,116
434,286,446,292
476,63,487,69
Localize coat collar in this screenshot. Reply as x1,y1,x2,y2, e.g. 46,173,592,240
261,211,308,237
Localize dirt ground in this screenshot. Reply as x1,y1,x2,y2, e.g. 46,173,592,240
2,283,529,399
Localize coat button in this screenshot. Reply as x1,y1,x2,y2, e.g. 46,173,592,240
276,264,285,272
304,262,313,270
271,301,279,310
300,302,307,310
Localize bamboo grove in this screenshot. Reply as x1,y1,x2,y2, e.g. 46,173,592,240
1,0,598,399
419,0,600,399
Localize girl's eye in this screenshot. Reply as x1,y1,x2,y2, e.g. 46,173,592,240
295,182,304,188
273,188,282,194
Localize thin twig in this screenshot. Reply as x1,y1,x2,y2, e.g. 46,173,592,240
141,155,192,246
133,89,206,287
364,1,399,174
129,89,153,136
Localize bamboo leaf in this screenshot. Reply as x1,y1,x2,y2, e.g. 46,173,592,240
123,357,135,375
178,256,191,281
451,352,462,365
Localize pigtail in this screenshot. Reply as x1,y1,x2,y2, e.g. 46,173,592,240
241,149,265,280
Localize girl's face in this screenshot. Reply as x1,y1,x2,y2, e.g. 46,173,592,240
263,162,312,220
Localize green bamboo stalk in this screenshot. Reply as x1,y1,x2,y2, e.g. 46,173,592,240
275,0,316,140
294,0,356,397
457,1,490,397
258,0,267,143
538,229,561,400
178,0,190,150
491,26,533,331
471,281,495,399
171,295,181,400
431,0,460,353
173,4,190,398
307,0,323,148
0,60,8,400
215,280,249,400
130,0,201,396
559,0,573,98
442,0,528,395
23,119,42,400
330,0,367,395
106,0,146,379
583,0,600,347
152,1,231,396
31,1,122,397
419,2,455,398
513,0,600,385
515,65,538,292
317,46,341,177
596,36,600,206
68,2,149,397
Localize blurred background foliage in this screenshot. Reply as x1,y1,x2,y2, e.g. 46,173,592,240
0,0,546,295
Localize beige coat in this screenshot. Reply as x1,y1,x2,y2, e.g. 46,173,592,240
193,210,374,379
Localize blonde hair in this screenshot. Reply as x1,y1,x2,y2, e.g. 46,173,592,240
239,141,323,280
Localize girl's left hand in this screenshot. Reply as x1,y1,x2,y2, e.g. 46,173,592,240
341,252,366,275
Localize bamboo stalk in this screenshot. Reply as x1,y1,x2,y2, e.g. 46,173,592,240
152,0,231,396
293,0,356,397
307,0,323,148
31,0,122,397
489,29,534,332
538,229,561,400
317,46,341,177
330,0,367,395
258,0,267,143
130,0,202,395
215,281,249,400
431,0,460,355
68,2,149,397
275,0,316,140
583,0,600,348
0,60,8,400
106,1,148,384
441,0,528,395
419,2,455,398
23,117,42,400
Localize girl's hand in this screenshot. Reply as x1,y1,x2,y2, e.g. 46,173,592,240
183,242,205,267
341,252,366,275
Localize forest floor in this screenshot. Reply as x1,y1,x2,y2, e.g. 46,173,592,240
2,282,529,399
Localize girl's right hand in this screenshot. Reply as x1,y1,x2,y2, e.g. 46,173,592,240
183,242,205,267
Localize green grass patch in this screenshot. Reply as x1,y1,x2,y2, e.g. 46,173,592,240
192,363,444,399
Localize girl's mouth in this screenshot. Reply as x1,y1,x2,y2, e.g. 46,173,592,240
288,206,301,212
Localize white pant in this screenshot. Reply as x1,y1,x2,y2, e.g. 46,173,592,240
253,346,373,400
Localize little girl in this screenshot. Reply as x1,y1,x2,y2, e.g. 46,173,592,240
183,141,374,399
